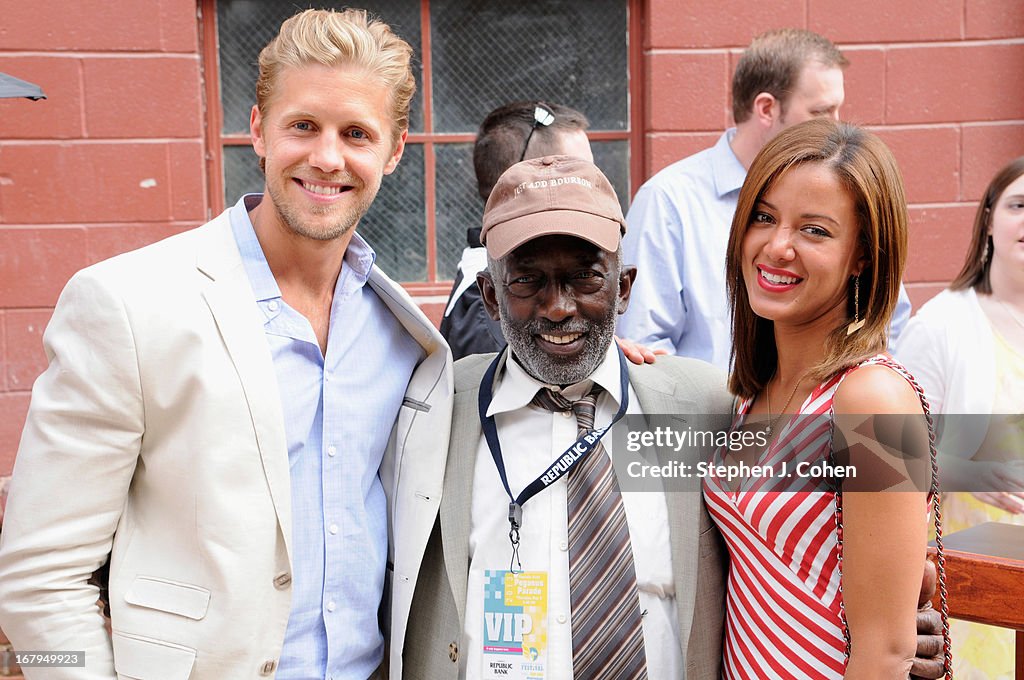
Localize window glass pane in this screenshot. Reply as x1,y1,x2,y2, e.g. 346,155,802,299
223,144,265,203
434,143,483,280
591,139,630,216
360,143,427,281
217,0,424,135
214,0,631,285
429,0,628,133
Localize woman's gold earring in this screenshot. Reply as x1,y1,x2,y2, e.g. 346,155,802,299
847,276,866,336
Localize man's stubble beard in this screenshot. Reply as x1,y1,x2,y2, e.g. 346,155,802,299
499,279,620,386
266,176,378,242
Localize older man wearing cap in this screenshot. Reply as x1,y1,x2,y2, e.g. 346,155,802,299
403,155,732,680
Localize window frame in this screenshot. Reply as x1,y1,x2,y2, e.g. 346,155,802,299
199,0,646,294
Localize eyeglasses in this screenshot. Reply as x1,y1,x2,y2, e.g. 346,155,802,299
519,103,556,162
504,271,608,299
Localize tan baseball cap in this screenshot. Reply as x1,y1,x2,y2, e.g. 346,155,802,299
480,155,626,259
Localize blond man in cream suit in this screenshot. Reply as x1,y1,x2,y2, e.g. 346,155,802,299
0,10,449,679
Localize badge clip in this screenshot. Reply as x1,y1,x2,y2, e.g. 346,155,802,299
508,502,523,574
508,502,523,530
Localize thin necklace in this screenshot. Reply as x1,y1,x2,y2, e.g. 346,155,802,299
997,297,1024,333
765,371,811,437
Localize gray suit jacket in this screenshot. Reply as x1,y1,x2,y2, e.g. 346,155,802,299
403,352,732,679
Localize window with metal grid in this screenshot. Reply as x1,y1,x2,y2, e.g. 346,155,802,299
206,0,632,287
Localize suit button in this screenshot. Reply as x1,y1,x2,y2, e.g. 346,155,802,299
260,660,277,675
449,641,459,662
273,572,292,589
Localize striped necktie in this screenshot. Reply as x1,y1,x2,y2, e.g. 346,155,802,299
530,386,648,679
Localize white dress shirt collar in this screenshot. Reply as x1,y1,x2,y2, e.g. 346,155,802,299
487,344,623,418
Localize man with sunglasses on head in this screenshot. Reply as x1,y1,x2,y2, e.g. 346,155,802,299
440,101,593,361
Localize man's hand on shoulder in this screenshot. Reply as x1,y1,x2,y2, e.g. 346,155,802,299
615,336,668,365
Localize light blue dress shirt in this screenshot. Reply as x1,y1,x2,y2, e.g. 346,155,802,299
230,195,423,680
617,129,911,371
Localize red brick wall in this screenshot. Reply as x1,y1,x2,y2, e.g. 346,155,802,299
643,0,1024,309
0,0,1022,479
0,1,205,477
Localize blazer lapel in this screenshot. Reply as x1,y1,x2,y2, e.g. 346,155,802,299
196,219,292,561
629,365,703,669
440,352,502,628
440,385,480,628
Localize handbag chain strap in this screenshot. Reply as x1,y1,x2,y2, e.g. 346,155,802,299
830,358,953,678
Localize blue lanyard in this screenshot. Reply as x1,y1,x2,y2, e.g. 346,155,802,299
478,347,630,569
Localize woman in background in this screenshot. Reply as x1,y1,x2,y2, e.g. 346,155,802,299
897,155,1024,679
705,118,945,679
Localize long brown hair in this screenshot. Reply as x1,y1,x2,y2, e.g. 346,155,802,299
727,119,908,399
950,155,1024,293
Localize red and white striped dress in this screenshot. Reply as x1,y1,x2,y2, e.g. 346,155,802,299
703,355,921,679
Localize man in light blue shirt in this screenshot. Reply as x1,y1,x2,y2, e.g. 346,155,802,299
222,10,449,679
619,29,911,370
231,195,423,679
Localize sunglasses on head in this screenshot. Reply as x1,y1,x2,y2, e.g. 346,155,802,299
519,103,556,162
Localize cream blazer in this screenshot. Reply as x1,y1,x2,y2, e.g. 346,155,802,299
0,209,453,679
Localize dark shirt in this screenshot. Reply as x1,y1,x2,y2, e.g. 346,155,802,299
439,266,507,361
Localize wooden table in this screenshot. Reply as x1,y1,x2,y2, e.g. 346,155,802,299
929,522,1024,678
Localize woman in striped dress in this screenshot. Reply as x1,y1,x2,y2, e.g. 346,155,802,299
704,119,939,679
